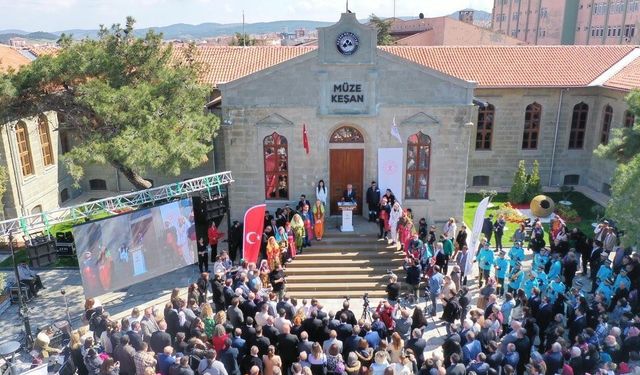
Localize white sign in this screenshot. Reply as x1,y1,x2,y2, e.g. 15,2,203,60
131,248,147,276
341,209,354,232
465,197,491,276
378,148,404,203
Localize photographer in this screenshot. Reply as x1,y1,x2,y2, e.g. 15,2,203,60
386,274,400,302
441,289,462,333
404,257,422,298
269,264,286,300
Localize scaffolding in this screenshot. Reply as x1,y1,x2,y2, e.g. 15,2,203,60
0,171,234,236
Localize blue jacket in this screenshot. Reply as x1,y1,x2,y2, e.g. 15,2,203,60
476,248,494,271
462,340,482,365
429,272,444,295
494,257,509,278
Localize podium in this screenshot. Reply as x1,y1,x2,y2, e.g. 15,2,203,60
338,202,357,232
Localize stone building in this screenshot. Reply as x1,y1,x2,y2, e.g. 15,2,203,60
3,13,640,226
493,0,640,45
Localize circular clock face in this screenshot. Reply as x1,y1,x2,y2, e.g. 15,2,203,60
336,32,359,55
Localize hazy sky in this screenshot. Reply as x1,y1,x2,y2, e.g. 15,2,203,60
0,0,494,32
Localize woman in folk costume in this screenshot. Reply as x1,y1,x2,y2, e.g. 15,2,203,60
285,221,297,258
258,259,270,287
389,202,403,246
300,204,315,245
266,236,281,271
275,226,291,263
378,196,391,239
397,210,414,253
290,214,306,253
312,199,325,241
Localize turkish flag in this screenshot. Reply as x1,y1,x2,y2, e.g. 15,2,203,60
243,204,266,264
303,123,310,154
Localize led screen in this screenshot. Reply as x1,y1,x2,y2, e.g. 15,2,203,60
73,199,197,298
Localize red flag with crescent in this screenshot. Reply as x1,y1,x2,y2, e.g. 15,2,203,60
243,204,266,264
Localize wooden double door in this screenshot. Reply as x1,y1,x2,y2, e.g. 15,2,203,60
329,149,363,215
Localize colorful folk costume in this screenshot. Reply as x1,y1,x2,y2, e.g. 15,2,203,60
389,203,403,245
300,207,315,245
291,214,306,253
98,247,113,291
285,222,297,259
276,227,290,263
397,212,413,253
312,201,325,241
259,259,270,287
266,236,281,271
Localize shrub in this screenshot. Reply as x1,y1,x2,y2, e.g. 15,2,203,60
526,160,542,201
509,160,528,203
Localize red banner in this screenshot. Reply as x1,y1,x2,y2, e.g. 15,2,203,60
243,204,266,264
303,123,310,154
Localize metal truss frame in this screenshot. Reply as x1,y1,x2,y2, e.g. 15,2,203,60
0,171,234,236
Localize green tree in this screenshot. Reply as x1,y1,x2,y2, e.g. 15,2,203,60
369,14,394,46
509,160,528,203
526,160,542,200
595,90,640,246
229,32,256,46
0,166,7,216
0,18,218,190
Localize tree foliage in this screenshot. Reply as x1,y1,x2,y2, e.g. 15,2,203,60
527,160,542,200
0,166,7,215
369,14,394,46
229,32,256,46
509,160,528,203
0,17,219,189
595,90,640,246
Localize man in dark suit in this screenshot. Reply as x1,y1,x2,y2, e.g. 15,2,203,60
406,328,427,365
589,241,604,292
253,326,271,357
342,184,356,203
219,338,240,375
150,321,172,354
126,321,144,352
298,331,313,355
302,311,323,343
276,324,299,371
296,195,311,211
536,296,554,347
569,307,587,342
365,181,381,222
231,328,247,358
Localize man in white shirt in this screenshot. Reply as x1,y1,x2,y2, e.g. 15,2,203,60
322,330,343,355
200,349,228,375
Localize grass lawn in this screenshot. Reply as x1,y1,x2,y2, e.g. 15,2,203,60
0,212,112,269
463,192,604,247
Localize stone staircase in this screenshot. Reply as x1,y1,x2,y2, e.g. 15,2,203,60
284,217,406,299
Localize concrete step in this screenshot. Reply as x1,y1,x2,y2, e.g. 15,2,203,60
287,274,399,283
286,258,404,267
293,251,403,260
287,290,388,299
287,277,388,292
285,266,404,275
298,243,395,251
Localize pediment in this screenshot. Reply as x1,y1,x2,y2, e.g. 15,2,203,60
400,112,440,126
256,113,294,128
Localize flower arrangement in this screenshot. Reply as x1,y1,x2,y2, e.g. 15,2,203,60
556,204,581,223
497,202,528,223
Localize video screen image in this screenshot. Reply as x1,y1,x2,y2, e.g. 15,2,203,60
73,198,197,298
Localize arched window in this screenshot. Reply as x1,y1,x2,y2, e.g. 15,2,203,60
522,102,542,150
569,102,589,149
57,113,71,154
600,105,613,145
38,115,54,166
263,132,288,200
15,121,34,176
330,126,364,143
31,205,43,214
624,110,635,128
405,132,431,199
89,179,107,190
475,103,494,150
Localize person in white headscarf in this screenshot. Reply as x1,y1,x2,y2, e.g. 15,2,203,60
389,202,403,246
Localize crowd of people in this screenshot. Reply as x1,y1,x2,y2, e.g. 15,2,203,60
53,179,640,375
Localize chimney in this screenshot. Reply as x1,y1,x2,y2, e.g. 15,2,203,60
458,10,474,24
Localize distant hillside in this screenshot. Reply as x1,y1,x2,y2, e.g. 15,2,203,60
0,31,58,44
57,20,333,40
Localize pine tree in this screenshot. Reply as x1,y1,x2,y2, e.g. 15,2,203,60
509,160,528,203
526,160,542,200
0,18,218,189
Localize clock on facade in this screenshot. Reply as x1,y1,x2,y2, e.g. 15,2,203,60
336,32,359,55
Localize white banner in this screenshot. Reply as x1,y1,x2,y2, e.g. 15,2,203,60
465,196,490,276
377,148,404,204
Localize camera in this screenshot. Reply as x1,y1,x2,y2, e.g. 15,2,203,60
362,292,370,307
61,289,66,295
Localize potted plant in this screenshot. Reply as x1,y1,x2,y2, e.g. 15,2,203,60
0,273,10,315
